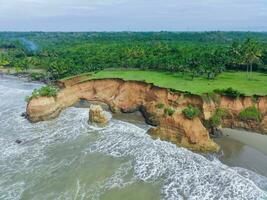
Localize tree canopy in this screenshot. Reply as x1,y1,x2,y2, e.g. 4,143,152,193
0,32,266,79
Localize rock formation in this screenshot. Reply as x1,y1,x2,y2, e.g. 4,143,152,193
89,104,109,126
26,78,267,152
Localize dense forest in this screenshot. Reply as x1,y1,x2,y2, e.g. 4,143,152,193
0,32,267,80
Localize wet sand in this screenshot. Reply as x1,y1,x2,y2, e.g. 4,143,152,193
221,128,267,155
215,129,267,177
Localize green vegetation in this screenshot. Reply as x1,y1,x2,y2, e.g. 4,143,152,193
201,92,221,104
25,85,59,102
239,106,262,122
182,105,201,119
210,108,230,127
30,72,46,81
0,32,267,80
213,87,245,98
1,32,267,96
252,95,261,103
164,107,175,116
156,103,165,109
90,70,267,96
242,39,263,79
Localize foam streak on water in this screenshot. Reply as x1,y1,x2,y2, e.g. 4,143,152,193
0,76,267,200
88,121,267,200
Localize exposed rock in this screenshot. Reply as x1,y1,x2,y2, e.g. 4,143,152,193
15,139,22,144
209,126,223,138
89,105,109,126
26,77,267,152
260,116,267,133
203,101,216,120
26,96,62,122
148,126,219,152
219,96,267,133
21,112,28,118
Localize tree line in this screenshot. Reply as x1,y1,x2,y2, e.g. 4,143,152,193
0,32,266,80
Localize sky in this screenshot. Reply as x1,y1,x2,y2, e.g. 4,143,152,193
0,0,267,31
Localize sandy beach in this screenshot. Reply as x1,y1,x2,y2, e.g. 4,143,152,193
215,129,267,177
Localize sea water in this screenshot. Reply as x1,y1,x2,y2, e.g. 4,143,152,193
0,75,267,200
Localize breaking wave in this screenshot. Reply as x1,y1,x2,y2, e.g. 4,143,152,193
0,76,267,200
88,120,267,200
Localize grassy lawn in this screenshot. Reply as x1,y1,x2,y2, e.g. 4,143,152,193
89,70,267,96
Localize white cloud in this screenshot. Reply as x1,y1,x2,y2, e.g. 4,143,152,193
0,0,266,31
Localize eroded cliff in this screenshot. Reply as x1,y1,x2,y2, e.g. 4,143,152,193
26,78,267,152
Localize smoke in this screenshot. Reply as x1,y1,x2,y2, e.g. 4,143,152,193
19,37,38,52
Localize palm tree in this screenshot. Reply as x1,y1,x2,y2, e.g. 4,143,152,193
186,49,202,80
242,38,262,79
229,41,242,68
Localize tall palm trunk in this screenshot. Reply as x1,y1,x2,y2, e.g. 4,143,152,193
246,64,249,79
250,63,253,80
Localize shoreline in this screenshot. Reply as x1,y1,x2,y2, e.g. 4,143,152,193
90,105,267,172
1,75,266,177
77,99,267,156
220,128,267,155
3,74,267,154
0,68,50,84
105,108,267,176
215,129,267,177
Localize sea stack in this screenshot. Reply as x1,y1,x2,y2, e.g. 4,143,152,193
89,104,109,126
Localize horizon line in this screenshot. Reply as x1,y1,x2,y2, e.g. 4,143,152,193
1,30,267,33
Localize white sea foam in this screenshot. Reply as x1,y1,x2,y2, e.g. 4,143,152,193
0,76,267,200
88,120,267,200
0,106,92,199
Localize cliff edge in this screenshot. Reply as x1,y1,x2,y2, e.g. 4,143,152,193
26,78,267,152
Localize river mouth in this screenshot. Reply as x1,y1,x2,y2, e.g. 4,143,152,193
1,76,267,200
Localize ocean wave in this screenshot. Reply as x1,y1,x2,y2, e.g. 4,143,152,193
88,120,267,200
1,76,267,200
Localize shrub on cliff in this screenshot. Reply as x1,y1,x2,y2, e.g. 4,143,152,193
164,107,175,116
210,108,230,126
252,94,261,103
214,87,244,98
30,72,46,81
239,106,261,122
25,85,59,102
156,103,165,109
182,105,200,119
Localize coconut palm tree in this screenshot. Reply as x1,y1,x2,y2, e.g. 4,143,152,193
242,38,262,79
229,41,242,68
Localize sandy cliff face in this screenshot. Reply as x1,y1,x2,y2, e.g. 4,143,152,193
26,78,267,152
88,104,109,125
27,78,219,152
219,96,267,133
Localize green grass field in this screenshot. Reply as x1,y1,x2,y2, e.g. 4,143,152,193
88,70,267,96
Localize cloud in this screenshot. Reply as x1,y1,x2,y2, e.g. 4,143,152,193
0,0,266,31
